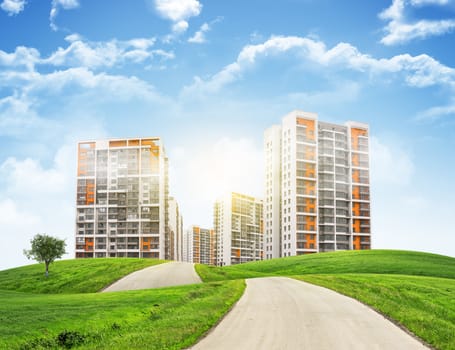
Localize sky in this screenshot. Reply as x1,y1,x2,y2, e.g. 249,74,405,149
0,0,454,270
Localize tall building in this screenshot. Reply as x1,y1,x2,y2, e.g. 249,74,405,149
168,197,183,261
264,110,371,258
214,192,263,266
184,226,216,265
75,137,171,259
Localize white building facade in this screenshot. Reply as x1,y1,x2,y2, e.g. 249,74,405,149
214,192,263,266
75,137,172,259
183,226,215,265
264,110,371,258
168,197,183,261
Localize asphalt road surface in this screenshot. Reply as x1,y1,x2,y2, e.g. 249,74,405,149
191,277,428,350
102,261,201,292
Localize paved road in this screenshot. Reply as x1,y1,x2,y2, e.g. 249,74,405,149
102,262,201,292
191,277,428,350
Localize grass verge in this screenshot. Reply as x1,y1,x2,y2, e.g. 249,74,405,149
195,250,455,282
0,258,165,294
0,279,245,350
295,274,455,350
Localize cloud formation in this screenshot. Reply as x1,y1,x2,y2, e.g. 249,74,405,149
183,35,455,95
188,23,210,43
0,0,26,15
0,143,77,270
417,99,455,120
379,0,455,45
154,0,202,33
50,0,80,30
188,18,222,44
0,34,174,71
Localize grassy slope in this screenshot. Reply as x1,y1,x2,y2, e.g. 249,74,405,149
0,258,165,294
195,250,455,350
196,250,455,282
0,280,245,350
2,251,454,349
296,274,455,350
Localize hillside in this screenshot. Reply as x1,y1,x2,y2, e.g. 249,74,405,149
1,250,454,349
297,274,455,350
0,258,165,294
196,249,455,282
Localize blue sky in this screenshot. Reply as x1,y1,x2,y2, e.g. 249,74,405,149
0,0,454,270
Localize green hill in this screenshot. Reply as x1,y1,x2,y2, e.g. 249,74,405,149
1,250,454,350
0,258,165,294
196,249,455,282
0,280,244,350
297,273,455,350
0,258,245,349
195,249,455,349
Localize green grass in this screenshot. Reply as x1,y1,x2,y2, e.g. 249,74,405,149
2,250,454,349
195,249,455,282
195,250,455,350
295,274,455,350
0,280,245,350
0,258,165,294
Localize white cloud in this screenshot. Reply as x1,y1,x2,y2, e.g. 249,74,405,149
37,68,163,100
0,0,26,15
188,22,210,43
54,0,79,8
154,0,201,22
183,35,455,95
172,20,189,33
417,100,455,120
0,66,168,143
1,156,68,197
382,19,455,45
1,67,165,105
0,46,40,71
410,0,450,5
379,0,455,45
370,136,414,186
0,143,77,270
0,198,43,270
0,94,49,136
50,0,80,31
0,35,173,71
154,0,202,33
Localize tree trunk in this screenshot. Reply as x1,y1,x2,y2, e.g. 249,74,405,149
45,261,49,277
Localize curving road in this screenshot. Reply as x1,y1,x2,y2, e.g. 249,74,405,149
191,277,428,350
102,262,201,292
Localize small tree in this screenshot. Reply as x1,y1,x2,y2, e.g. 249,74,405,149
24,234,67,277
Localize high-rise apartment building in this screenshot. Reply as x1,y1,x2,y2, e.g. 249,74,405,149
264,110,371,258
183,226,216,265
168,197,183,261
75,137,172,259
214,192,263,266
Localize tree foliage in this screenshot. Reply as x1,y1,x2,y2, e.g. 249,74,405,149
23,234,66,277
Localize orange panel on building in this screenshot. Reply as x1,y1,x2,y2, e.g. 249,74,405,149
128,139,140,146
351,128,368,150
297,118,316,140
304,234,316,249
77,142,95,176
353,235,361,250
352,202,360,216
109,140,127,147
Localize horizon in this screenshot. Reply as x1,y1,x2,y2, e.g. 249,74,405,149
1,0,455,270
